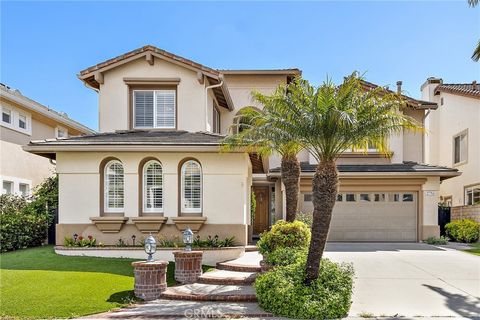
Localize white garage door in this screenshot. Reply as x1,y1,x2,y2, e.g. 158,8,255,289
302,192,417,242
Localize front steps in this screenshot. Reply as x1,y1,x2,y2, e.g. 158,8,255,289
160,251,262,303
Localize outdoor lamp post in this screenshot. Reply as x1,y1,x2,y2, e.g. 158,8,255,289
131,234,136,246
73,233,78,243
144,235,156,262
183,227,194,251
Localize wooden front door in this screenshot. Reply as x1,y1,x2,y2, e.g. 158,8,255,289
253,186,269,235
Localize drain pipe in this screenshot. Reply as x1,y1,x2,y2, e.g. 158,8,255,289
422,107,432,163
205,75,224,132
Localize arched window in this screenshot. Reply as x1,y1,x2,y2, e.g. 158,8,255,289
181,160,202,214
143,160,163,212
104,160,124,212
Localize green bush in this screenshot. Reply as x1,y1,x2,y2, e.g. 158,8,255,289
424,236,449,245
255,258,354,319
0,195,50,252
257,220,311,256
265,247,307,267
296,212,313,227
445,219,480,243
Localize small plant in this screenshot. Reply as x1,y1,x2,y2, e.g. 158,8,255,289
157,234,183,248
358,311,375,318
63,235,96,247
192,235,236,248
295,211,313,227
115,238,128,247
251,191,257,224
445,219,480,243
257,220,311,256
424,236,449,245
64,236,76,247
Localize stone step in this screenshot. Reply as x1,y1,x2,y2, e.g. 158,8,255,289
216,261,262,273
198,269,257,285
245,245,259,252
160,283,257,302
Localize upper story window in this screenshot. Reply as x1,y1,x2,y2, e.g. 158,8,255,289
143,160,163,213
18,114,27,130
134,90,176,129
213,105,220,134
2,108,11,124
180,159,202,214
453,130,468,165
2,181,13,195
104,160,124,213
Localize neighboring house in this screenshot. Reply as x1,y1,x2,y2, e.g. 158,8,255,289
421,78,480,207
24,45,459,246
1,83,94,196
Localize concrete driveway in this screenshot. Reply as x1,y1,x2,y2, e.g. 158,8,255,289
324,243,480,318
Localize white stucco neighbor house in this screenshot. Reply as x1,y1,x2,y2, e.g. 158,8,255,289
24,45,460,246
421,78,480,207
1,83,94,196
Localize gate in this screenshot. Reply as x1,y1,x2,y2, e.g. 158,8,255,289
438,206,451,237
48,207,58,245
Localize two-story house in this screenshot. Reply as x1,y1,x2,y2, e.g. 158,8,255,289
1,83,94,196
421,78,480,207
24,45,459,246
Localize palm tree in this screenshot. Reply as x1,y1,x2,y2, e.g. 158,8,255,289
468,0,479,61
261,74,423,284
223,87,303,222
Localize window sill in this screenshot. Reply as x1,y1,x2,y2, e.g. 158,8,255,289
132,216,167,234
171,216,207,232
453,160,468,168
90,216,128,233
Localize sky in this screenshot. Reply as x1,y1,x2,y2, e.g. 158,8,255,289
1,1,479,131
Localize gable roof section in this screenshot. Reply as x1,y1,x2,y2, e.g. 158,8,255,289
434,83,480,99
0,83,95,134
360,80,438,110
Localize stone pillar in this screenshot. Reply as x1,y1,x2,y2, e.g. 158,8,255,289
132,261,168,301
173,251,203,284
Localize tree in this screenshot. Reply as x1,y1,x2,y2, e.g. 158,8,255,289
468,0,479,61
260,74,423,284
223,87,303,222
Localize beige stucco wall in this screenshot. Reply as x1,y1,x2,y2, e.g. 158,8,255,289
403,109,425,163
422,86,480,206
56,151,251,243
98,57,210,133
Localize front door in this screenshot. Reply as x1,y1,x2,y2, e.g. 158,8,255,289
253,186,269,235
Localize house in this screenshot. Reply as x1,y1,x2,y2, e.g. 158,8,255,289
24,45,459,246
1,83,94,196
421,78,480,208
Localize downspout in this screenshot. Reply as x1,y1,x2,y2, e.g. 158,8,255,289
422,107,432,163
205,75,224,132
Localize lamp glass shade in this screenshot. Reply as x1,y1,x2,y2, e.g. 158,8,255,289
183,228,194,245
144,235,157,254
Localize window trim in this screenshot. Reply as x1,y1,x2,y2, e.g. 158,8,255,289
2,180,13,195
129,85,178,130
141,159,164,214
213,103,221,134
55,126,68,138
2,107,12,124
100,158,125,215
1,105,32,135
179,158,202,215
453,129,468,166
464,184,480,206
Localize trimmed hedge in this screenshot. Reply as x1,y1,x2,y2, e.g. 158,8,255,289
255,258,354,319
445,219,480,243
257,220,311,256
0,195,50,252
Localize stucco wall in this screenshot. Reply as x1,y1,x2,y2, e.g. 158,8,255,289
403,109,425,163
56,151,251,226
451,204,480,223
422,87,480,206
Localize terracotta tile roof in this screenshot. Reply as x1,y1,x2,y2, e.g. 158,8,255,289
360,80,438,110
79,45,220,77
435,82,480,99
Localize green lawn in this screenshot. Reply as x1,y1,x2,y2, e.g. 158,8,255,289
464,243,480,256
0,245,209,319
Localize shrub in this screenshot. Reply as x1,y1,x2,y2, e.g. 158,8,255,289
265,247,307,267
424,236,449,245
296,212,313,227
445,219,480,243
193,235,236,248
63,235,97,247
255,258,354,319
0,195,49,252
257,220,311,256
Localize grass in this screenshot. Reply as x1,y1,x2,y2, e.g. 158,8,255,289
464,242,480,256
0,245,211,319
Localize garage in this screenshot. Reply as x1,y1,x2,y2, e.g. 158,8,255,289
302,192,417,242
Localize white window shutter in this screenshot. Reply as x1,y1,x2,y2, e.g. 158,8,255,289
155,90,175,128
134,91,154,128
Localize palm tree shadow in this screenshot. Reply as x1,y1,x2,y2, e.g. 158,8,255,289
423,284,480,319
107,290,138,304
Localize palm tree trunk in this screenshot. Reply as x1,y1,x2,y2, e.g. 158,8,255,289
304,160,338,285
281,154,300,222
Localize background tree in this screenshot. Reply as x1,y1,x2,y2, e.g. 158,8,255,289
468,0,479,61
223,87,303,222
264,74,423,284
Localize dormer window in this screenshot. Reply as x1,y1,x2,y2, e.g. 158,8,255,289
133,89,176,129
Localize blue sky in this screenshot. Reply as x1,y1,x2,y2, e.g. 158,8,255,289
1,1,479,131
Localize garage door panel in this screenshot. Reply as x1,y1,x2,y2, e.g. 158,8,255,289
302,191,417,242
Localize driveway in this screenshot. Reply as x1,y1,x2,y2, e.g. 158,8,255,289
324,243,480,318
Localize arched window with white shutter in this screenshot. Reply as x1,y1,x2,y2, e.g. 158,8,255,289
104,160,124,213
180,159,202,214
143,160,163,213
